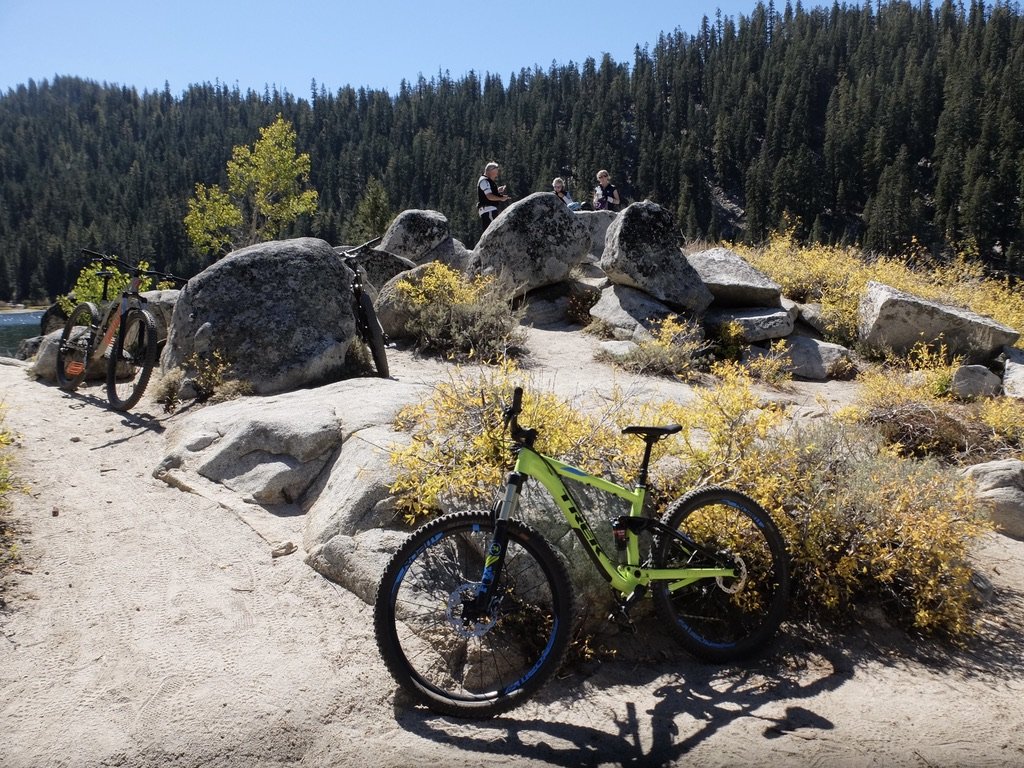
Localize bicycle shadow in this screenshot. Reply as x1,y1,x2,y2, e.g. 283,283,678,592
389,589,1024,768
55,387,175,442
392,633,852,767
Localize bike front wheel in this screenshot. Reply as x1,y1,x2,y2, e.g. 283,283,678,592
56,302,99,391
652,487,790,662
356,291,389,378
374,511,573,718
106,307,157,411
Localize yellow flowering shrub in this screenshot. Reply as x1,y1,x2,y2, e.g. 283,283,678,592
736,231,1024,349
1,406,26,577
602,314,711,379
390,366,990,638
838,343,1023,463
393,262,525,362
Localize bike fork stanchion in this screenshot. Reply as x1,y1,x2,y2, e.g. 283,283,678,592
471,471,525,616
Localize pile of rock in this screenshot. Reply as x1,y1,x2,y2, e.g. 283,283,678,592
18,193,1024,554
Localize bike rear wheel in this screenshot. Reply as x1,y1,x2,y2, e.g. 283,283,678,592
357,291,389,378
106,307,157,411
56,302,99,391
652,487,790,662
374,511,573,718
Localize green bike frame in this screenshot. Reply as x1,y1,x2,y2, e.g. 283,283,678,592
494,447,736,596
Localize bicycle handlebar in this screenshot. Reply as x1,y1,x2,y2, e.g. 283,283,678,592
339,236,383,258
80,248,185,284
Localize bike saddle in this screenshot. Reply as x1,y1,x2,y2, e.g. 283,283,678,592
622,425,682,441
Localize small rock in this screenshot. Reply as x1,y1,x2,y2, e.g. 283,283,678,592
271,541,297,558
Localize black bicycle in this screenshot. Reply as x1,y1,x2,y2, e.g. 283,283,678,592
56,249,180,411
338,237,389,379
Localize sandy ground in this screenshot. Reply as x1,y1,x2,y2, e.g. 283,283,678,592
2,329,1024,768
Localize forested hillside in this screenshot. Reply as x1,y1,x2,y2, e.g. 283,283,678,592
1,0,1022,303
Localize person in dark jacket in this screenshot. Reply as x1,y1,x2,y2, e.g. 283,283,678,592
593,169,621,212
478,162,510,232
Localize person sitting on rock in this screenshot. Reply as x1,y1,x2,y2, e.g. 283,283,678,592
593,169,621,212
552,177,582,211
478,162,511,233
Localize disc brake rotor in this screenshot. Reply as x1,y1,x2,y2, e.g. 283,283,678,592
716,554,748,594
447,583,497,638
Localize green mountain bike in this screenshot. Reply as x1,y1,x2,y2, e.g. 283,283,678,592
374,386,792,718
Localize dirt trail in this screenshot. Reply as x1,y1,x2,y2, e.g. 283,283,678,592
2,340,1024,767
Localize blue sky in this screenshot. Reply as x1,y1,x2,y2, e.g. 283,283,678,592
0,1,796,98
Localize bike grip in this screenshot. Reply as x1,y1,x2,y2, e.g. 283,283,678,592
511,386,523,413
81,248,106,259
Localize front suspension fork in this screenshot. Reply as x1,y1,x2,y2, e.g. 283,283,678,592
467,472,525,617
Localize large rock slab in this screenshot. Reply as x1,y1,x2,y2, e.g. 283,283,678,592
962,460,1024,539
858,282,1020,363
155,392,344,505
475,192,591,296
378,209,473,270
599,201,713,313
163,237,357,395
379,209,450,264
303,424,411,601
154,378,427,507
781,336,852,380
334,246,415,295
705,305,797,343
686,247,782,308
589,284,674,340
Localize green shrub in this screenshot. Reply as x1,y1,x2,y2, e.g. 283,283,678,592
393,263,525,362
57,259,167,314
154,350,252,412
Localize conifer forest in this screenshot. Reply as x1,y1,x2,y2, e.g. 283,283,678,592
1,0,1023,302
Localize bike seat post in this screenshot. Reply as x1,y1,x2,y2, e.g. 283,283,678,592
637,438,656,488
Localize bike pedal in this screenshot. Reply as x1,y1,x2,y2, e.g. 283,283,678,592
607,608,637,634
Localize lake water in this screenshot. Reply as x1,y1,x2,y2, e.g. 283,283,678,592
0,311,44,358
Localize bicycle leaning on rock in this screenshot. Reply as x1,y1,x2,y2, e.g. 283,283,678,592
56,249,182,411
373,386,792,717
337,237,390,379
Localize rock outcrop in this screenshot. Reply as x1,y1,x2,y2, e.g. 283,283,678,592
704,304,798,343
475,192,591,296
599,201,713,314
589,284,675,340
163,238,358,395
333,246,415,296
962,460,1024,539
686,247,782,307
574,209,618,262
858,282,1020,363
374,262,429,341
